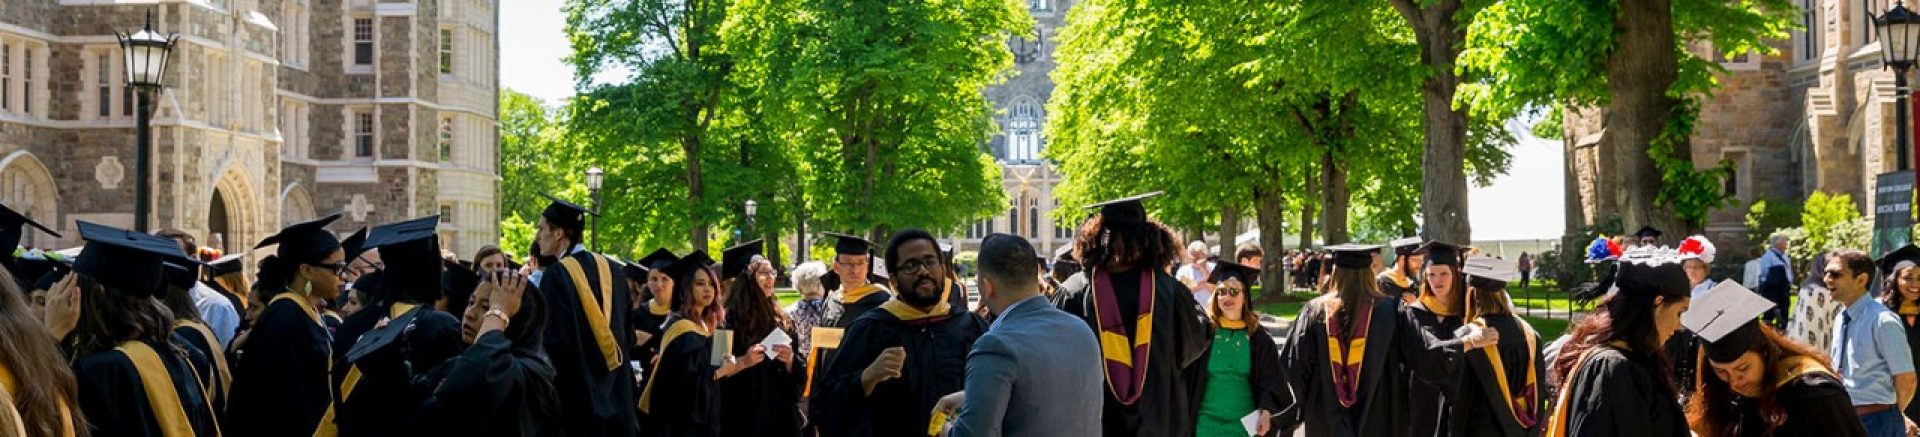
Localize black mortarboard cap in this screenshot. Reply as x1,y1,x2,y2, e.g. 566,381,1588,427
723,239,763,279
341,227,371,262
1879,244,1920,279
255,213,344,264
1634,226,1663,239
32,264,68,293
1390,237,1423,256
11,257,65,291
442,258,479,304
1326,244,1380,269
1614,250,1690,298
0,203,58,251
822,232,873,256
661,250,716,282
1084,192,1163,227
637,248,678,271
364,216,443,302
1417,241,1465,267
208,254,244,276
74,221,193,298
540,193,592,233
1207,260,1260,286
344,304,424,364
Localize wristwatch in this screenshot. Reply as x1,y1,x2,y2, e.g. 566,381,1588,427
485,308,511,326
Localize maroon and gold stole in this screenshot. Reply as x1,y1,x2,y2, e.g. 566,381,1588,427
1473,320,1539,427
1091,268,1155,405
1326,300,1373,408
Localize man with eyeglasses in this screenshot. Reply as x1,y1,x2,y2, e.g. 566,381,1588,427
1825,250,1919,437
810,228,988,437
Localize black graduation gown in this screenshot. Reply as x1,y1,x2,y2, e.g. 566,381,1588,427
171,325,227,415
1278,297,1469,437
632,303,672,381
1403,301,1464,437
1898,311,1920,422
1664,329,1702,402
1055,270,1214,437
335,305,465,437
1450,314,1543,437
646,320,723,437
1193,326,1296,437
1723,370,1864,437
226,296,334,436
408,330,563,437
717,318,806,437
1376,271,1419,302
537,250,638,437
70,338,220,437
1555,347,1688,437
805,286,890,400
811,292,986,437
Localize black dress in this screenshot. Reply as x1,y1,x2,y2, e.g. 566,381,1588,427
642,318,723,437
407,330,563,437
811,286,986,437
632,302,673,380
70,338,221,437
1403,301,1464,437
226,295,335,436
717,316,805,437
1450,314,1543,437
1055,270,1214,437
1554,346,1689,436
537,250,638,437
1279,296,1469,437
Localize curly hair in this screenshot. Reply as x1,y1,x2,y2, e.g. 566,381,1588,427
1073,214,1179,273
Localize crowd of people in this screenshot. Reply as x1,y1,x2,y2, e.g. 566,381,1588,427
1,188,1917,437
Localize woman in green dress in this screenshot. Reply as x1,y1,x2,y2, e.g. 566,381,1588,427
1195,261,1293,436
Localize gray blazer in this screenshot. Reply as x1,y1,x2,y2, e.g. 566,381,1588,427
950,295,1104,437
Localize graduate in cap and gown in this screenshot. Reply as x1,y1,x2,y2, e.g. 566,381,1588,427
1402,241,1469,437
803,232,890,401
1449,256,1545,437
1194,260,1294,436
639,251,766,437
1279,244,1495,437
405,248,559,436
203,254,249,318
226,213,347,436
1377,237,1425,304
52,222,221,436
1634,226,1664,248
333,216,466,436
718,240,806,437
1544,246,1695,437
532,194,638,437
1874,244,1920,424
812,229,986,437
630,248,679,381
158,257,232,418
1679,281,1864,437
1053,192,1216,437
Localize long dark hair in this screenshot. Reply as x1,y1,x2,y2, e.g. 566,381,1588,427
1880,263,1919,314
0,269,88,436
1073,214,1178,273
673,265,724,330
1324,267,1383,338
67,275,176,359
723,273,788,355
1550,293,1685,392
1684,324,1833,437
162,283,203,323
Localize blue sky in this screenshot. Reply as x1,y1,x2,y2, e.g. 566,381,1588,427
498,0,1566,241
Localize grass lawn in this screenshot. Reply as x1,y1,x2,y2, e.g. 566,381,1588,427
776,290,800,307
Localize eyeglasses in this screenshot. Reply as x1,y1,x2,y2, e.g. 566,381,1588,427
1824,269,1848,279
895,258,941,274
1217,288,1243,297
311,261,349,275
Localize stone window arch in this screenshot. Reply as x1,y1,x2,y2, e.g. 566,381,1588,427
0,150,59,248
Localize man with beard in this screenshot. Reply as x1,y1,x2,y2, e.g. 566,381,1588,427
1378,237,1425,303
811,229,988,437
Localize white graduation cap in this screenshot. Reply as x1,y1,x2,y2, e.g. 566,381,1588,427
1463,256,1520,284
1681,281,1776,342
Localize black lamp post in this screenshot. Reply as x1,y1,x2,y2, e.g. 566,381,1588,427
117,11,176,233
744,199,758,240
1874,1,1920,170
586,166,604,251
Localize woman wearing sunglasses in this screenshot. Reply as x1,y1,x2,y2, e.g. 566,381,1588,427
1194,261,1292,437
226,214,349,436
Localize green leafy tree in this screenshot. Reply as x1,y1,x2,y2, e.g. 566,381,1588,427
722,0,1021,241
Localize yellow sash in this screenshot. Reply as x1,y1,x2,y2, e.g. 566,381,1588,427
2,355,79,437
878,279,954,322
649,299,671,316
1218,318,1248,330
175,320,232,400
1473,319,1538,427
1419,293,1458,317
560,255,623,371
339,302,418,403
1096,302,1155,367
1544,341,1628,437
638,319,710,414
1772,355,1834,390
840,283,886,304
803,327,845,397
117,341,198,437
268,293,338,437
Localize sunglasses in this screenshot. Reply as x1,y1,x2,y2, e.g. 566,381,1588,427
1216,288,1243,297
1824,269,1849,279
311,261,349,275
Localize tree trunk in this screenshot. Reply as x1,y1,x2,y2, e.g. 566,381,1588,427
796,207,809,266
1563,104,1586,235
1395,0,1474,245
1254,185,1287,302
1301,167,1319,252
686,137,708,250
1606,0,1682,237
1319,150,1351,244
1221,205,1242,254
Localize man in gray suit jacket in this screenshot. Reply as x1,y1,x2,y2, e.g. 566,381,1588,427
935,233,1103,437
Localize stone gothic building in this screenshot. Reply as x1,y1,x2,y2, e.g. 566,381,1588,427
0,0,500,260
958,0,1074,256
1565,0,1909,253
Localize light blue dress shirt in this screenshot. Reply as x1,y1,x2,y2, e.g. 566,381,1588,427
1830,292,1916,406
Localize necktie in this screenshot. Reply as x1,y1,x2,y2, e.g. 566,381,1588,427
1840,311,1854,374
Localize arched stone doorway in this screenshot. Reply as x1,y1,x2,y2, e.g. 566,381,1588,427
0,151,61,248
206,166,262,258
210,187,232,254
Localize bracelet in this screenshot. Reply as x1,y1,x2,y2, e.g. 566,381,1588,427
485,308,511,326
